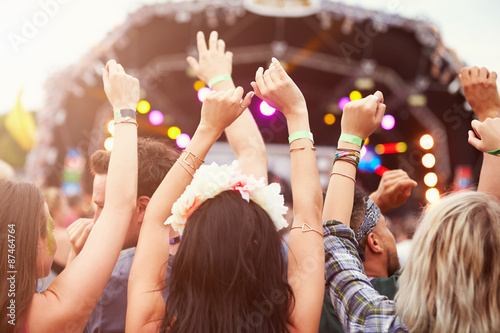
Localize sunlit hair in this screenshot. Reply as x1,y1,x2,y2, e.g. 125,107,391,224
396,191,500,332
90,137,179,198
0,180,47,333
162,190,294,333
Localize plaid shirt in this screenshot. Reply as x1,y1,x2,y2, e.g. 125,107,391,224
323,220,408,333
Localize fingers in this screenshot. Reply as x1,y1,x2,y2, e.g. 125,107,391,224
271,57,289,80
471,119,482,136
106,59,118,76
196,31,208,53
480,67,489,80
471,66,480,78
376,103,386,124
255,67,265,91
102,68,109,88
186,56,199,70
232,86,244,101
218,39,225,53
241,91,255,109
490,71,498,81
250,81,262,99
468,130,483,151
208,31,218,51
374,90,384,104
268,64,281,83
460,67,471,83
263,67,278,90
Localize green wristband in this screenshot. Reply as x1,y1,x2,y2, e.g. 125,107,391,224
114,109,136,119
288,130,314,144
208,74,232,89
487,149,500,156
339,133,363,147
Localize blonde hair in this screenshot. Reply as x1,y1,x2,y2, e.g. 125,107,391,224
395,191,500,333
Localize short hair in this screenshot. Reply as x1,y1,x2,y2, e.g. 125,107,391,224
349,186,368,249
396,191,500,332
90,137,179,198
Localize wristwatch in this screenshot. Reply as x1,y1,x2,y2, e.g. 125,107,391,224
113,109,136,119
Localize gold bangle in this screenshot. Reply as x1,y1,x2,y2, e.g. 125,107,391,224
176,159,194,176
290,146,317,152
330,171,356,183
290,223,323,237
182,149,205,163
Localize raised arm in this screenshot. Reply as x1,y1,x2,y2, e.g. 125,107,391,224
28,60,138,332
322,92,385,226
187,31,268,180
126,87,253,332
252,58,323,332
460,66,500,199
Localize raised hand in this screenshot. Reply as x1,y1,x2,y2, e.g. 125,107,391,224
468,118,500,153
251,57,307,119
460,66,500,121
369,170,418,213
198,87,254,136
103,59,140,110
341,91,386,140
187,31,233,85
66,218,94,258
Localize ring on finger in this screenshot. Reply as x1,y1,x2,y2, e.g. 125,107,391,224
371,95,380,103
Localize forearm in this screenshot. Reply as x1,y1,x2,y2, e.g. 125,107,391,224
477,153,500,200
287,113,324,332
212,80,268,180
322,141,359,226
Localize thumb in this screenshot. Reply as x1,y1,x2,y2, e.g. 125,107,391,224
376,103,386,124
186,56,199,70
241,91,255,109
468,130,484,151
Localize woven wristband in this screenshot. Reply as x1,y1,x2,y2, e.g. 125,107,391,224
487,148,500,156
113,109,136,120
339,133,363,147
208,74,232,88
288,130,314,144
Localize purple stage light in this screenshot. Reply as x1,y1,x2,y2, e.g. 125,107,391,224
381,115,395,130
260,101,276,116
197,87,211,102
149,110,164,126
176,133,191,149
338,97,350,111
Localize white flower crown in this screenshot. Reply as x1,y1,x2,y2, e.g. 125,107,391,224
164,161,289,234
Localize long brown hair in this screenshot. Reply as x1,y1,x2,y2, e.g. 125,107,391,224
0,180,47,332
163,190,294,333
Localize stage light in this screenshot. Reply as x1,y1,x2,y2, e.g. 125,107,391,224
424,172,438,187
420,134,434,150
396,142,407,153
425,188,440,203
260,101,276,116
149,110,164,126
176,133,191,149
338,97,350,111
194,80,205,91
107,120,115,136
358,148,381,172
422,153,436,168
349,90,362,101
375,142,407,154
375,165,389,176
407,94,427,107
323,113,335,125
137,100,150,114
104,137,113,151
167,126,181,140
354,77,374,90
197,87,211,102
381,115,395,130
364,137,369,145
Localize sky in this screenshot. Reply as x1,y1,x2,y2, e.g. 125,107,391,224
0,0,499,115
